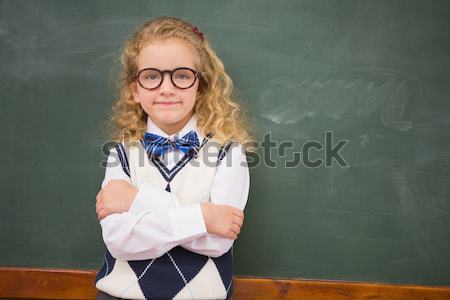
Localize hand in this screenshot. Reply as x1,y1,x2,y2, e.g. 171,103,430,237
200,202,244,240
96,180,138,221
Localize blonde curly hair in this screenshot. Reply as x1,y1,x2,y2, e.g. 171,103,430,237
107,16,253,148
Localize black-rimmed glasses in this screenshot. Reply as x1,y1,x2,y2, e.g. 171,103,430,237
136,67,200,90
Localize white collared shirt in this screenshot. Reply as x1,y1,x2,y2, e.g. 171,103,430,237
99,115,250,260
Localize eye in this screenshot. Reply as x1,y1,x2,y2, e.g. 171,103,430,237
175,72,193,80
146,74,159,80
139,69,161,81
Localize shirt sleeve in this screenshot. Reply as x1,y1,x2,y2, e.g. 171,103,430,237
179,143,250,257
99,146,207,261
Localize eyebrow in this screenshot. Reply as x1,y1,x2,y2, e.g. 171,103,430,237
139,65,197,70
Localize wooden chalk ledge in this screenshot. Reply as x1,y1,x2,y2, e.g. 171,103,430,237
0,267,450,300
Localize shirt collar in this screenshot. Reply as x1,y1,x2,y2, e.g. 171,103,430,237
146,115,204,143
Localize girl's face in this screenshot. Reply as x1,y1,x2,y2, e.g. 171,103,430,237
132,39,200,135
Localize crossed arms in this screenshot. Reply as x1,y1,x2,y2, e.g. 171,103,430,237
95,144,249,261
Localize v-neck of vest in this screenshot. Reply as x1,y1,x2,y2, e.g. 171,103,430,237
139,136,211,183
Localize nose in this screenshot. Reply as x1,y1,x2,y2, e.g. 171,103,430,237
159,72,176,94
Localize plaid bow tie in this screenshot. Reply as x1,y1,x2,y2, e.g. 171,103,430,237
142,130,200,157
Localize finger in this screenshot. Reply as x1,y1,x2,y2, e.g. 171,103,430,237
96,203,102,214
232,224,241,235
232,208,244,218
96,190,102,204
96,201,103,213
98,209,108,221
97,209,103,220
233,216,244,225
96,195,102,206
234,215,244,227
229,231,238,240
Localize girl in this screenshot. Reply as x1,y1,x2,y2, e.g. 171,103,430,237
95,16,252,300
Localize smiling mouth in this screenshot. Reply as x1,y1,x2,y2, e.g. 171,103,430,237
155,101,180,106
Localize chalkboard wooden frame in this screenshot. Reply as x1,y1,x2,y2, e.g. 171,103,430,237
1,267,450,300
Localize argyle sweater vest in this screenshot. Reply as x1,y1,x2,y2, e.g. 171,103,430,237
95,137,234,300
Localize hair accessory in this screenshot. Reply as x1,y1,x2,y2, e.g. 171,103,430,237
191,26,204,42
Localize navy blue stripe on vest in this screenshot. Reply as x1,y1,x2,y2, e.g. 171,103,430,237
152,154,192,192
217,141,234,166
150,151,192,183
114,144,130,178
211,246,234,299
95,250,116,283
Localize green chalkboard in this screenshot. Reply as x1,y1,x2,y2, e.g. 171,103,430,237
1,0,449,286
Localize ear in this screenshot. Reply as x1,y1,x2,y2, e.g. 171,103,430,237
131,82,140,103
